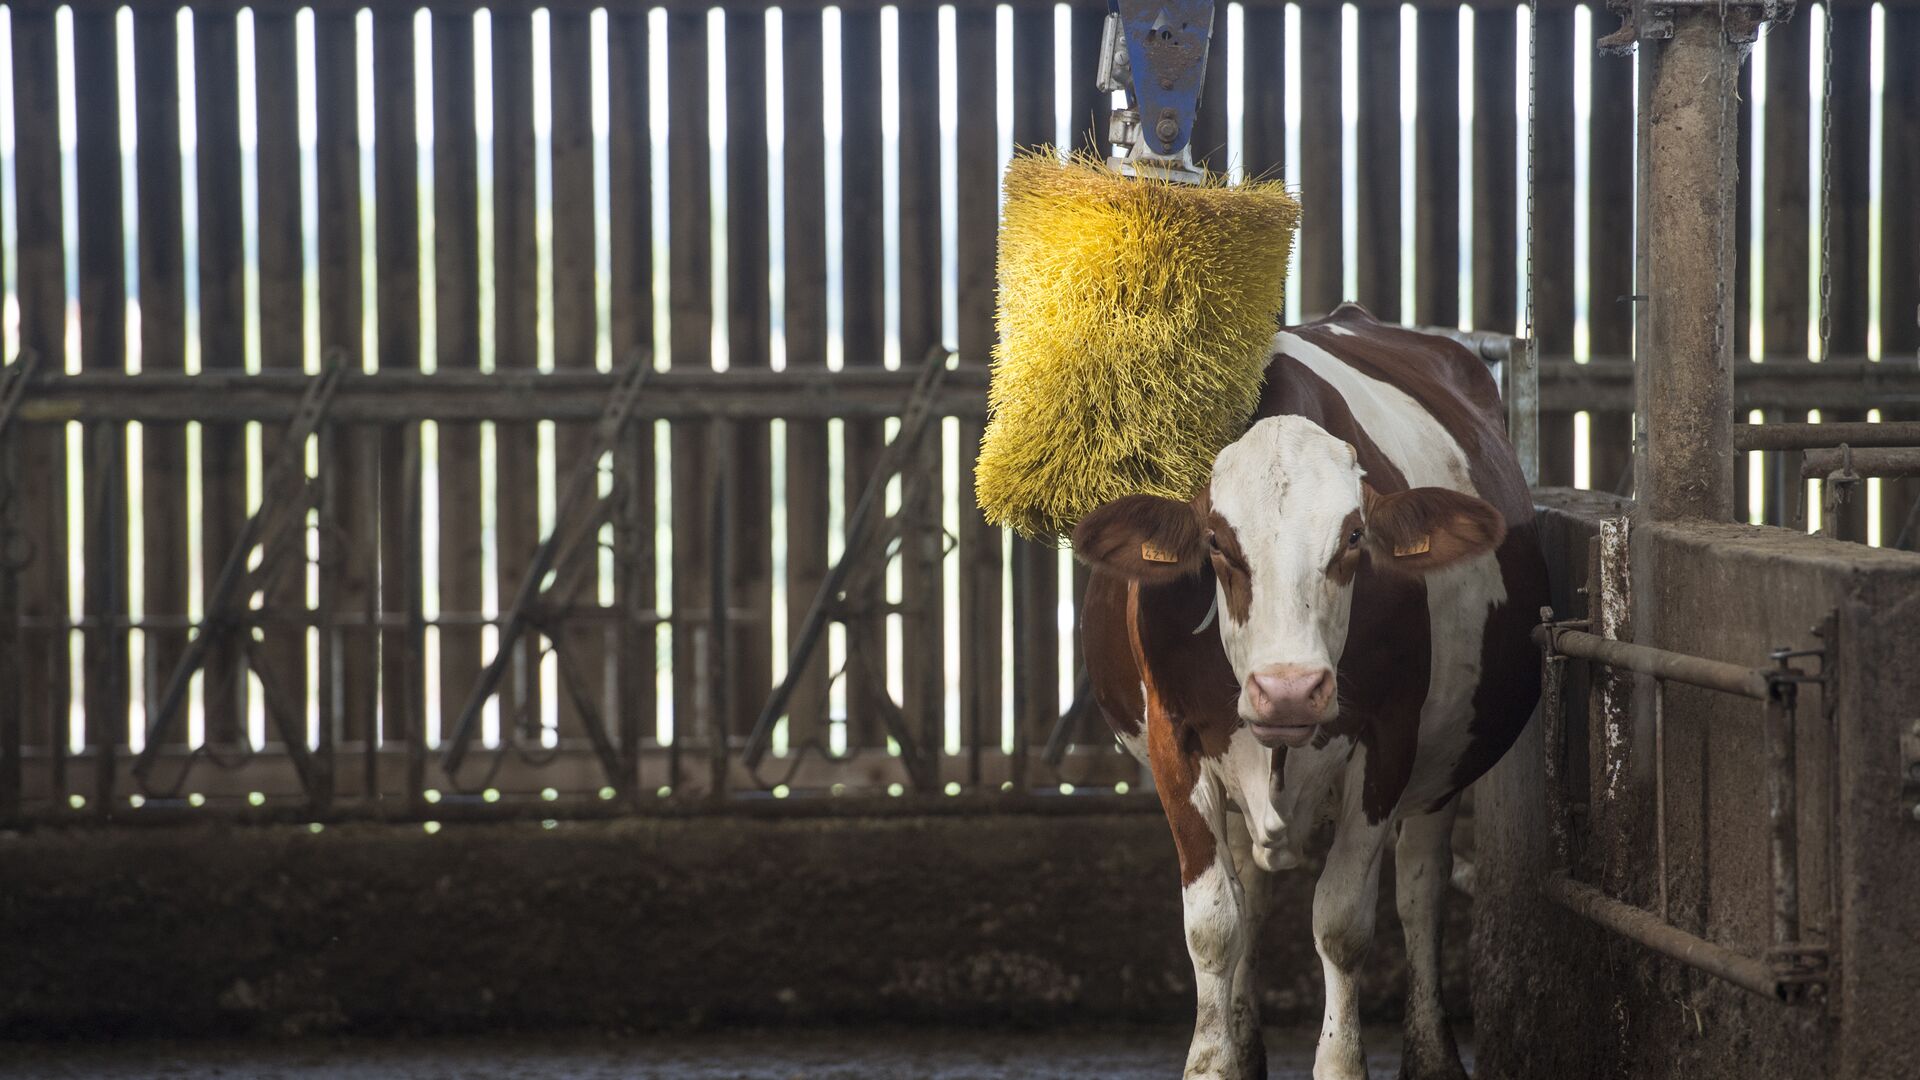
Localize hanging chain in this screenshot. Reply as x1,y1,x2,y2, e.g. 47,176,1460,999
1816,0,1834,365
1524,0,1539,483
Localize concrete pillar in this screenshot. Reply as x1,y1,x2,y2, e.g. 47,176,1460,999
1632,12,1751,522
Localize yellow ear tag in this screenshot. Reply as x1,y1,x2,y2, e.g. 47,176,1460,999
1140,542,1181,564
1393,536,1433,558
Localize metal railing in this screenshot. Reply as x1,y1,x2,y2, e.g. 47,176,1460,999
1535,609,1832,1003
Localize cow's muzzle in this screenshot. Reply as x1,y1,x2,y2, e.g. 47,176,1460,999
1241,663,1335,747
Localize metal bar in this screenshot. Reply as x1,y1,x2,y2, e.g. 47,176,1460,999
1764,686,1801,948
1654,687,1668,921
1799,445,1920,480
440,354,649,778
741,347,951,771
1533,625,1771,700
1541,871,1795,1003
1540,629,1571,867
0,350,38,439
706,416,732,801
1736,420,1920,452
132,361,341,781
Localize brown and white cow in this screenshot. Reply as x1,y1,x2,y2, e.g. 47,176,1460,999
1074,305,1547,1080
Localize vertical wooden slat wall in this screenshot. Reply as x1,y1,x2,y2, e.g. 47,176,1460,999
1415,6,1459,329
374,8,424,797
665,9,714,765
134,8,189,769
899,6,947,778
491,10,542,754
955,5,1002,783
780,8,829,753
1354,5,1399,320
74,8,127,809
1760,13,1809,527
606,7,657,789
255,9,310,768
1011,10,1058,763
723,8,773,740
1472,5,1517,338
1531,5,1575,489
1884,7,1920,549
1587,27,1634,498
838,10,884,751
11,1,1920,814
550,7,602,741
434,10,485,767
196,9,248,749
11,8,67,793
1297,5,1342,317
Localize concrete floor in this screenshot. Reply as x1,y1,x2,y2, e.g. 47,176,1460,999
0,1026,1463,1079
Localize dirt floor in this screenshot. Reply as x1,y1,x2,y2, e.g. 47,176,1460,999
0,1026,1463,1079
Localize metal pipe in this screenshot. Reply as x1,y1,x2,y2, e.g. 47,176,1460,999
1739,421,1920,452
1540,640,1571,868
1634,10,1748,521
1799,446,1920,481
1533,625,1771,700
1541,871,1790,1002
1764,687,1800,948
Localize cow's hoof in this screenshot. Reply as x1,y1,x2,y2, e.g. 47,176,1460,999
1396,1042,1470,1080
1183,1037,1265,1080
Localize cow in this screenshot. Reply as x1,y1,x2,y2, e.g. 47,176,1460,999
1072,304,1547,1080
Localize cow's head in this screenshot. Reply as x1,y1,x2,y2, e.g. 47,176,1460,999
1073,416,1506,748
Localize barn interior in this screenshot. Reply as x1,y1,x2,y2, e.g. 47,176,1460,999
2,0,1917,1077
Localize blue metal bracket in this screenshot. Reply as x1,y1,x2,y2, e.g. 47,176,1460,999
1108,0,1215,177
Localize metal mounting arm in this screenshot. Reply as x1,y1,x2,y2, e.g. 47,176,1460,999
1100,0,1215,181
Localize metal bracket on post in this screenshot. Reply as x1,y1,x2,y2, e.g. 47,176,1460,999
131,355,345,798
1104,0,1214,182
439,352,653,791
742,347,953,793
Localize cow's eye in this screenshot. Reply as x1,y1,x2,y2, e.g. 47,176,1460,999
1347,527,1364,548
1205,530,1220,552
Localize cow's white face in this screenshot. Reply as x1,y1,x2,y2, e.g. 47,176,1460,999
1072,415,1508,750
1206,417,1366,746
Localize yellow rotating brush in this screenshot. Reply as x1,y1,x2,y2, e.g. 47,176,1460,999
976,150,1301,540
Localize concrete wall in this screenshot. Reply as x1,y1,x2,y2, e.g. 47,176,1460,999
1474,490,1920,1080
0,806,1467,1038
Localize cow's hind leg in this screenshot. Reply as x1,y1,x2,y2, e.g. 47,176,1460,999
1226,813,1272,1079
1395,800,1469,1080
1311,809,1392,1080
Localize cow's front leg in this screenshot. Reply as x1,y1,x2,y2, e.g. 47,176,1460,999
1395,801,1469,1080
1311,806,1392,1080
1155,738,1256,1077
1226,812,1273,1079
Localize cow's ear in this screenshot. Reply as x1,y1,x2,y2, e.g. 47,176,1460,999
1362,483,1506,574
1072,494,1206,582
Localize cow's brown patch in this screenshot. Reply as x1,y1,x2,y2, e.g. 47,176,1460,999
1362,483,1507,574
1327,509,1365,585
1130,582,1218,887
1081,570,1144,740
1205,511,1254,624
1073,494,1205,583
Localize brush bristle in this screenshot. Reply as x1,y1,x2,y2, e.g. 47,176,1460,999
976,150,1301,539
